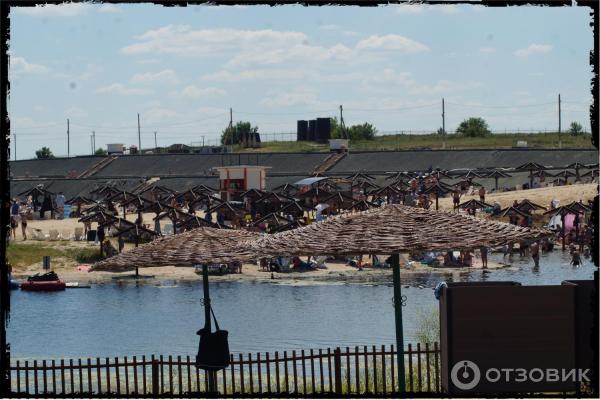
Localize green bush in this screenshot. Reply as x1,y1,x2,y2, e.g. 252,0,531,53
455,117,491,137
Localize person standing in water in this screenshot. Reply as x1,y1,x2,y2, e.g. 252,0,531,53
479,246,488,268
571,250,582,267
530,241,540,268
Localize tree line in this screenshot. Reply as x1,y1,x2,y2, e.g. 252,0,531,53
32,118,589,159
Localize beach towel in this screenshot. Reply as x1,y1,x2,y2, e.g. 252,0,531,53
564,214,575,232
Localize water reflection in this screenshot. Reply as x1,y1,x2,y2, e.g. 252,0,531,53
8,250,595,359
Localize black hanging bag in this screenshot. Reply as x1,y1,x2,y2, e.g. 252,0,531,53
195,306,230,371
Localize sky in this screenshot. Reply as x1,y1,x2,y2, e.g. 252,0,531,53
8,2,594,159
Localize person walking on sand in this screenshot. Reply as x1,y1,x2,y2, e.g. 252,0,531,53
55,192,66,219
479,246,488,268
10,199,19,240
20,210,28,240
478,186,486,203
452,189,460,210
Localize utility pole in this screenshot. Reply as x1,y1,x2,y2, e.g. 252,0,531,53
137,113,141,154
558,93,562,149
67,119,70,158
90,135,94,155
92,131,96,154
154,131,158,151
442,98,446,149
229,107,233,153
339,104,347,139
13,133,16,161
202,135,205,148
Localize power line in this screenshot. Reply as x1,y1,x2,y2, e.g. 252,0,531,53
344,103,439,112
235,109,337,116
445,101,555,109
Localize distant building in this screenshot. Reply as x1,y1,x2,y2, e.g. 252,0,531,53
167,144,191,154
214,165,270,201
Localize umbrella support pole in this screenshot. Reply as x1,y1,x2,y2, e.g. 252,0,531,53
202,265,218,394
391,254,406,393
561,214,566,251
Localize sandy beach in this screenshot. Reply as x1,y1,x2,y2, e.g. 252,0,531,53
8,183,594,286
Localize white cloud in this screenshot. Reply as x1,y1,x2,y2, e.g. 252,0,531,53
144,108,179,120
393,4,425,14
514,43,552,57
131,69,179,84
356,35,429,53
137,59,161,65
98,4,122,13
64,107,88,119
225,43,354,68
318,24,359,36
393,4,459,15
12,3,90,17
360,69,416,91
171,85,226,99
10,56,49,74
408,80,481,96
197,107,229,116
202,69,306,82
479,47,496,54
260,87,318,108
121,26,307,57
122,26,425,70
95,83,153,95
319,24,340,31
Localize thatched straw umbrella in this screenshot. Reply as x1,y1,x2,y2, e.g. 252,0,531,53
515,199,546,213
458,199,492,213
459,169,485,180
385,171,415,182
543,205,579,250
346,172,376,182
553,169,577,184
427,169,452,180
565,162,586,181
515,162,547,188
581,169,599,180
248,204,551,258
91,228,260,271
422,181,453,210
272,183,297,197
65,195,95,217
530,170,555,184
485,170,512,192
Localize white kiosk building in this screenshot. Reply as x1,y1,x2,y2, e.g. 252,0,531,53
214,165,270,201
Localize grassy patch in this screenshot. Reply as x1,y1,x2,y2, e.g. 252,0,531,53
6,242,104,269
237,132,594,153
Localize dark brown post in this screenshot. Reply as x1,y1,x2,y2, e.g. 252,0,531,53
561,213,566,251
333,348,342,395
151,359,159,396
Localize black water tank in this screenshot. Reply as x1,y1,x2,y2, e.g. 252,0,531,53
316,118,331,143
308,120,316,141
297,120,308,141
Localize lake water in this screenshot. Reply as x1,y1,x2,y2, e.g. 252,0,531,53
8,251,595,360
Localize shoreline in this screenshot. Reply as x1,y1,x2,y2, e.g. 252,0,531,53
12,257,511,287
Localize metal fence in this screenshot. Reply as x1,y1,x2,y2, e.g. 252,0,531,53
10,343,440,396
